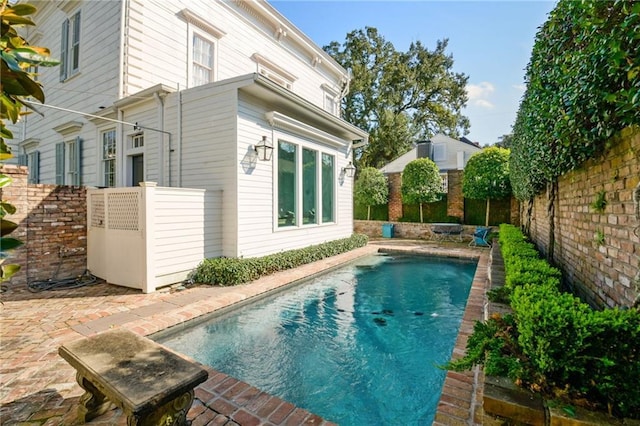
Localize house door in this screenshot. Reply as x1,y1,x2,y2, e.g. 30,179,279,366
131,154,144,187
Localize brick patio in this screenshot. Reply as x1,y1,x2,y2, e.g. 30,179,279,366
0,240,488,425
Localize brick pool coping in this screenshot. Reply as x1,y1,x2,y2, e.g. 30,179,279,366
0,240,488,425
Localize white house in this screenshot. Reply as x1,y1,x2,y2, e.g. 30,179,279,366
12,0,368,262
378,134,481,222
379,134,481,176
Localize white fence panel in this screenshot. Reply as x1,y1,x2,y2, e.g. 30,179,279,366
87,183,222,293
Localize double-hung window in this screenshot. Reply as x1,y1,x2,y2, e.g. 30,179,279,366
277,139,336,228
60,10,81,81
192,34,214,86
55,138,82,185
102,129,116,187
20,151,40,184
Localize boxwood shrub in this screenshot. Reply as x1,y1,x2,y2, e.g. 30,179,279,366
190,233,369,286
450,224,640,419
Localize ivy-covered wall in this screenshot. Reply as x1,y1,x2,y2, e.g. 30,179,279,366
522,129,640,308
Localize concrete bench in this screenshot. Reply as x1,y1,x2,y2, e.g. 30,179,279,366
59,329,208,425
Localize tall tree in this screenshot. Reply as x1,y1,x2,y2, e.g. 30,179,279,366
325,27,470,169
462,147,512,226
401,158,443,223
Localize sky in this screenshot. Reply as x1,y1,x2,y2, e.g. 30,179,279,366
270,0,557,146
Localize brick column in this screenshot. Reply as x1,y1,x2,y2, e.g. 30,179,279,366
447,170,464,221
387,173,403,221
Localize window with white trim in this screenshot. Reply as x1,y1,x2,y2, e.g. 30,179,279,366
132,133,144,149
17,150,39,183
191,33,215,86
321,84,340,116
60,10,81,81
67,138,81,185
102,129,116,187
55,138,81,185
433,143,446,162
277,139,335,228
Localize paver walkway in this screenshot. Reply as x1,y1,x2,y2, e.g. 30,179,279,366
0,240,488,425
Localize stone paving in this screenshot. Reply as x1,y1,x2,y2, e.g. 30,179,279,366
0,240,488,425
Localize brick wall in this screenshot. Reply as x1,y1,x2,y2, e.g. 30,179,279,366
0,165,87,287
387,173,403,221
447,170,464,220
521,128,640,308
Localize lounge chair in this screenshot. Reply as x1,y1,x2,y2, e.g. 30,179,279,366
469,226,491,247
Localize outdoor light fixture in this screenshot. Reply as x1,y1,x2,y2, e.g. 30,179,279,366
255,136,273,161
342,161,356,178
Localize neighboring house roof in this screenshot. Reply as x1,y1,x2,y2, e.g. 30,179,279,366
379,133,481,174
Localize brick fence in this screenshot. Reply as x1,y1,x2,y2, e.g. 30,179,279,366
521,128,640,308
0,165,87,287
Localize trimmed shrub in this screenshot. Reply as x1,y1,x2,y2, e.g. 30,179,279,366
450,224,640,418
191,234,369,286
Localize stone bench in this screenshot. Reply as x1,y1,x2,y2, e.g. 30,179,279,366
59,329,208,425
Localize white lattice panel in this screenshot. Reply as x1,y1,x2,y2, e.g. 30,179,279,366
90,193,105,228
107,192,140,231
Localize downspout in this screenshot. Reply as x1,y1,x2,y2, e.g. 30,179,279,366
153,92,167,186
118,0,128,98
177,84,182,187
117,109,124,187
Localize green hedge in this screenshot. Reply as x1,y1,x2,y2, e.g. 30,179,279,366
191,233,369,286
450,224,640,418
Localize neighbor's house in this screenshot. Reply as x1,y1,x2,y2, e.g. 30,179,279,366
11,0,367,271
379,134,481,221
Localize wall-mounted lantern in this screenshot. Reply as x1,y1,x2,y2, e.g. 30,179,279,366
255,136,273,161
342,161,356,178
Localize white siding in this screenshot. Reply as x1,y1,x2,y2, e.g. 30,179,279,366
154,187,223,283
123,0,343,110
235,93,354,258
164,84,239,257
9,0,122,185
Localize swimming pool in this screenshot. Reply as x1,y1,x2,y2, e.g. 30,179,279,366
158,253,476,425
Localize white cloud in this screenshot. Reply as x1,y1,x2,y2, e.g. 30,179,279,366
467,82,495,108
512,84,526,92
475,99,495,108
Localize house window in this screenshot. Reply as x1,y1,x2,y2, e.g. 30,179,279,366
60,10,81,81
278,141,297,227
322,154,335,223
132,133,144,148
102,129,116,187
321,84,340,116
67,138,81,185
303,148,317,225
192,34,214,87
433,143,446,161
277,139,336,228
55,142,65,184
27,151,40,184
324,94,336,115
54,138,81,185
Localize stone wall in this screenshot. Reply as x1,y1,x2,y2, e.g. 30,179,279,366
354,219,477,241
0,165,87,287
521,128,640,308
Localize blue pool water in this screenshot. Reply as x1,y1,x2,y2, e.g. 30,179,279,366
158,253,476,425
